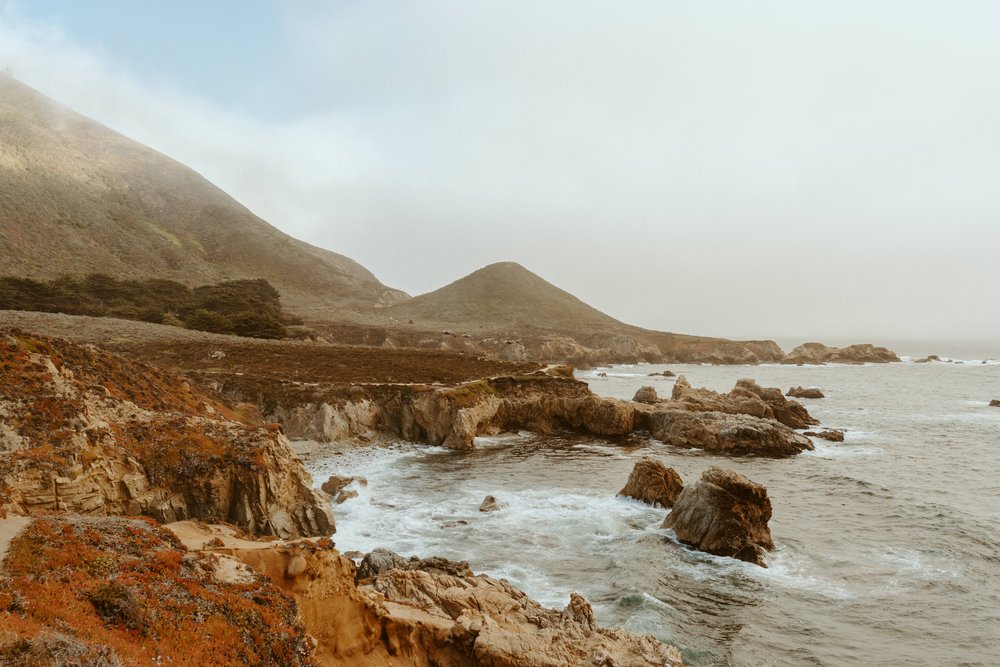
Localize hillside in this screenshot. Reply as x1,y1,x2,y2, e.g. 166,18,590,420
385,261,626,333
0,74,405,310
380,261,785,363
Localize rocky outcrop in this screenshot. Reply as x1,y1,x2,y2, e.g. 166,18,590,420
633,385,660,404
663,467,774,567
648,410,813,457
787,386,824,399
617,457,684,508
0,329,333,538
782,342,900,365
990,400,1000,407
915,355,941,363
367,568,684,666
804,429,845,442
179,530,684,667
671,376,818,429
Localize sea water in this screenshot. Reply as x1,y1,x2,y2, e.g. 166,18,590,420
302,360,1000,666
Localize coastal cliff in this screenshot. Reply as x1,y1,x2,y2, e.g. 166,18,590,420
0,329,332,537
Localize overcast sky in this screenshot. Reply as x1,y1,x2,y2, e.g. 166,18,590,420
2,1,998,343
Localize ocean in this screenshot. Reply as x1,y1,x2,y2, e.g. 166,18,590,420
303,359,1000,666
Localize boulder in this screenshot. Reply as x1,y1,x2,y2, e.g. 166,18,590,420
335,489,359,504
479,495,503,512
617,457,684,508
787,386,824,399
662,466,774,567
649,409,813,457
632,385,660,404
914,355,941,363
989,399,1000,407
647,369,676,377
321,474,368,496
804,429,845,442
355,548,408,581
355,548,474,582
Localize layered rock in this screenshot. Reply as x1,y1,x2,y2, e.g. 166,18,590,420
782,342,900,365
648,410,813,457
617,457,684,508
663,467,774,567
0,329,333,537
671,376,818,429
171,526,684,667
787,386,824,399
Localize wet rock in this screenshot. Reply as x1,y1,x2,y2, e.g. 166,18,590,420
617,457,684,508
989,400,1000,407
479,495,503,512
647,369,676,377
321,474,368,496
335,489,359,504
804,429,845,442
663,466,774,567
914,355,941,363
787,386,824,399
649,409,813,457
596,372,608,377
671,376,818,429
632,385,660,404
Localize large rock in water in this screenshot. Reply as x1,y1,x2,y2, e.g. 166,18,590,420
663,467,774,567
782,342,900,365
648,409,814,457
617,457,684,508
633,385,660,404
0,329,333,538
990,400,1000,407
671,376,818,429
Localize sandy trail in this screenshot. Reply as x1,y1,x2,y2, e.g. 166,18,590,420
0,515,32,573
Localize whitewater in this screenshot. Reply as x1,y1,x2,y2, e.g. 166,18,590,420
303,360,1000,666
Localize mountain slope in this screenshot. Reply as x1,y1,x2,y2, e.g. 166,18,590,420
0,74,406,310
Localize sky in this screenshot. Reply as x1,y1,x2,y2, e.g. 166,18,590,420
1,1,998,343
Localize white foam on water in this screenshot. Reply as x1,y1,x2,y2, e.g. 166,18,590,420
802,440,882,459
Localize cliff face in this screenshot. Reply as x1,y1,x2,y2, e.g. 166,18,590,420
167,522,684,667
0,329,333,537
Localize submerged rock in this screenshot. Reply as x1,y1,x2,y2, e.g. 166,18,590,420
633,385,660,404
914,355,941,363
804,429,845,442
617,457,684,508
663,466,774,567
649,409,814,457
479,495,504,512
787,386,825,399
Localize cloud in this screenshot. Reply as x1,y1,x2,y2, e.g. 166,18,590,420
2,1,999,343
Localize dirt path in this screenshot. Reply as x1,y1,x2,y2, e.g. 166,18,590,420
0,514,32,573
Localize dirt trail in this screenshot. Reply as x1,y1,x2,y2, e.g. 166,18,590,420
0,514,32,573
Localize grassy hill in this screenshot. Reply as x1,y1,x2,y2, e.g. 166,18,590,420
0,74,406,311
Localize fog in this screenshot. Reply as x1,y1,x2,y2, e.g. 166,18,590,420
2,1,998,342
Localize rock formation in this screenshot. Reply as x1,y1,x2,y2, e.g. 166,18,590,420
617,457,684,508
648,409,814,457
914,355,941,363
671,376,818,429
0,329,333,537
321,474,368,496
782,342,900,365
990,400,1000,407
633,385,660,404
663,467,774,567
787,386,825,399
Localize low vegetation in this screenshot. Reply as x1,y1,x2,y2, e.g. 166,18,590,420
0,274,300,339
0,515,315,666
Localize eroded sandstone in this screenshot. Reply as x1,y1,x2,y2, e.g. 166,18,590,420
617,457,684,508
